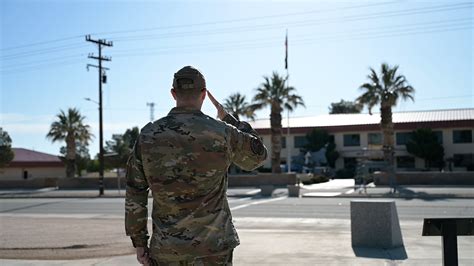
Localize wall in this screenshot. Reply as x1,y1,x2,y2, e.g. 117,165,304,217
374,172,474,186
0,166,66,180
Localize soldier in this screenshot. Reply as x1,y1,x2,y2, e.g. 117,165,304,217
125,66,267,265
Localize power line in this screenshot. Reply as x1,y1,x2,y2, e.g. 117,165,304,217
2,19,470,73
90,2,399,36
2,1,470,56
0,54,85,70
1,44,88,60
0,60,83,74
109,17,471,56
110,22,472,58
0,2,396,54
0,35,83,51
110,2,472,42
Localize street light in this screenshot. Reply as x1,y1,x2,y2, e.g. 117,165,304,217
84,97,99,105
84,96,105,196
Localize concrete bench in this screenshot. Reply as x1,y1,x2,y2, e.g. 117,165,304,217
350,200,404,248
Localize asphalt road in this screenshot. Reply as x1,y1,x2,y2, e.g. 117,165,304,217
1,194,473,221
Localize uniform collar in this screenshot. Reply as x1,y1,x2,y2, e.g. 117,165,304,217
168,106,204,115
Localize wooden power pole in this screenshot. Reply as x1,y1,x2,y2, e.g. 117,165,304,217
86,35,113,196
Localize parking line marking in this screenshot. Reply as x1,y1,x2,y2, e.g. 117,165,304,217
230,196,287,211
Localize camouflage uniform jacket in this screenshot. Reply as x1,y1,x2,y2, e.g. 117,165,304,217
125,106,267,260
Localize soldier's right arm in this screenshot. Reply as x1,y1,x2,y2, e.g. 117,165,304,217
224,114,268,171
125,139,149,248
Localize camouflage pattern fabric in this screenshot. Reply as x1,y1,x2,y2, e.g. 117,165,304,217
150,249,233,266
125,106,267,261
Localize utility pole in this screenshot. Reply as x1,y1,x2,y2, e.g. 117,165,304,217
146,102,155,121
86,35,113,196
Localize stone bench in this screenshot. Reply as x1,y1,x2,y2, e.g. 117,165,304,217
350,200,404,248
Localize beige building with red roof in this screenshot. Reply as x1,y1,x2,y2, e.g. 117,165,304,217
0,148,66,180
249,108,474,171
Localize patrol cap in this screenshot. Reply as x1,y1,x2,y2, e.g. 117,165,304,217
173,66,206,91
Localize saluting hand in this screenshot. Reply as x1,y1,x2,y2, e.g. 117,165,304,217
207,90,227,120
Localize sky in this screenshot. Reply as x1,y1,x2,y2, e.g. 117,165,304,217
1,0,473,157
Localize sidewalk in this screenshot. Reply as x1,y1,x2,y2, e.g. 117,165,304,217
1,216,473,265
1,183,474,199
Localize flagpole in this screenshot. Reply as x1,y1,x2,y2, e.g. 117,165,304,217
285,29,291,174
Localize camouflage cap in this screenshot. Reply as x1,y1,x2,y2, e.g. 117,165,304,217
173,66,206,91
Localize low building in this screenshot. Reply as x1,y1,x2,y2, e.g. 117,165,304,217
0,148,66,180
249,108,474,171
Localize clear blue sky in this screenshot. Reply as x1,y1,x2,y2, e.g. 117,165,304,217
1,0,473,156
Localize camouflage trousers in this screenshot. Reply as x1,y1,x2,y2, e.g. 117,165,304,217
150,250,233,266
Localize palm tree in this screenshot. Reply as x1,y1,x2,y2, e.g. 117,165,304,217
356,63,415,167
223,93,255,121
47,108,93,177
252,72,305,173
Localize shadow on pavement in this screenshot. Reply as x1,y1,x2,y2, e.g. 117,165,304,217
352,246,408,260
385,186,455,201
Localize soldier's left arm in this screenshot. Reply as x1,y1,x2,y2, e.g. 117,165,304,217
125,139,150,248
224,114,268,171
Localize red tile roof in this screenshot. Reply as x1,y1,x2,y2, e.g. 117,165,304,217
9,148,64,167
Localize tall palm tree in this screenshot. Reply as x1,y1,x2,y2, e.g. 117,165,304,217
356,63,415,167
252,72,305,173
223,93,255,121
47,108,93,177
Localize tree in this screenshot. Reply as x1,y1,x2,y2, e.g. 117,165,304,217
223,93,256,121
60,141,90,176
406,128,444,169
252,72,305,173
356,63,415,168
0,128,14,168
329,99,362,114
104,127,139,170
304,129,339,168
46,108,93,177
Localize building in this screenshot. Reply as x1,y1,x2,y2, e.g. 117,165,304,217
249,108,474,171
0,148,66,180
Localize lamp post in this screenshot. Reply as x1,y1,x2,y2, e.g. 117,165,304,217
84,97,104,196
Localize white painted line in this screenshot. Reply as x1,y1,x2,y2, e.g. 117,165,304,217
344,189,355,195
245,189,261,195
0,213,122,219
228,197,252,203
230,196,287,211
303,192,341,197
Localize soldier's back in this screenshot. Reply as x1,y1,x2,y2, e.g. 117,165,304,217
138,107,239,260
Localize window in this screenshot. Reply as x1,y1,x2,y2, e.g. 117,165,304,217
344,157,357,169
281,137,286,149
453,154,473,167
368,133,382,145
433,131,443,144
343,134,360,146
396,132,413,145
294,136,308,148
453,130,472,144
397,156,415,169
